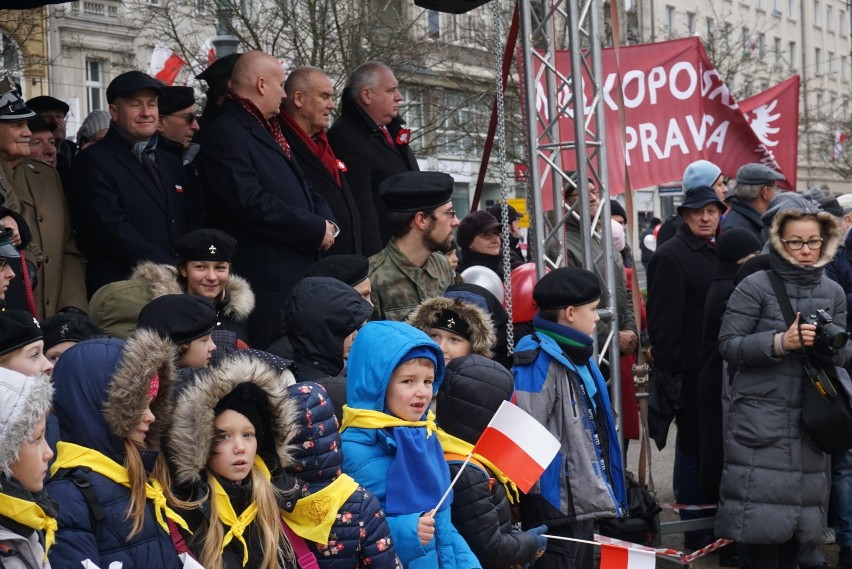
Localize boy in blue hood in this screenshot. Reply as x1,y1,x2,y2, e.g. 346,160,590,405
513,267,627,569
340,321,480,569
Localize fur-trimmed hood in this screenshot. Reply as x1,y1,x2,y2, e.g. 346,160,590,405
406,296,495,358
769,207,842,269
52,330,177,462
0,370,52,474
167,354,299,486
131,261,255,322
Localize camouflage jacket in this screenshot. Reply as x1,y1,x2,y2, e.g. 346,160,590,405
368,239,453,321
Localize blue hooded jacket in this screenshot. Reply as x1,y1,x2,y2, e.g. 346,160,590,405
341,321,480,569
46,335,182,569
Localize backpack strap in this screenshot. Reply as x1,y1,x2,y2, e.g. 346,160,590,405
50,467,106,523
166,517,193,557
281,519,320,569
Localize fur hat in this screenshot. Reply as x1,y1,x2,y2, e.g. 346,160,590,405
769,205,842,269
167,354,298,485
406,296,495,358
0,370,52,474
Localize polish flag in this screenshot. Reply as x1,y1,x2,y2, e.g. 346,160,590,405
600,544,656,569
834,128,848,161
472,401,560,493
149,42,186,86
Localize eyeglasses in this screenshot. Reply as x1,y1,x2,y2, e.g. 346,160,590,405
480,230,501,239
169,113,199,125
434,208,457,219
781,238,823,250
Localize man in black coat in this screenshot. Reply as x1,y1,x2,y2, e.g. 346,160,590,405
721,162,784,242
327,61,419,256
280,66,361,256
196,51,337,348
646,185,724,550
68,71,197,297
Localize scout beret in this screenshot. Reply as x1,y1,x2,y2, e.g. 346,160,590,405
41,312,103,351
533,266,601,310
136,294,217,345
380,171,454,213
0,311,43,357
175,229,238,263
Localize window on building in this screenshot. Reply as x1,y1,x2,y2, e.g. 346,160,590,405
686,12,695,35
843,55,849,81
86,59,104,113
705,17,714,38
827,5,833,31
758,33,766,57
436,91,488,158
841,11,847,35
772,0,780,13
814,0,821,26
845,99,850,119
665,6,675,37
829,51,835,73
816,47,822,73
724,22,732,48
816,93,824,117
787,0,795,18
400,86,423,151
0,32,24,91
788,40,796,66
774,37,782,64
427,10,440,38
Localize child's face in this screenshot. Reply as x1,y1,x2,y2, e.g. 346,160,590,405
129,398,155,446
565,299,601,337
2,340,53,377
428,328,471,364
209,409,257,483
179,334,217,368
443,249,459,271
10,415,52,493
385,359,434,421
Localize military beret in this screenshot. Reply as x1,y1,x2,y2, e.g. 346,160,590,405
136,294,217,345
533,266,601,310
380,171,454,213
158,86,196,116
106,71,163,104
736,163,786,186
41,312,103,351
24,95,69,115
196,53,242,85
0,311,43,357
0,78,35,122
26,115,56,133
175,229,238,263
304,254,369,286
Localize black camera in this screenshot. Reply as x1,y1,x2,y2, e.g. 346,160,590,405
803,309,849,357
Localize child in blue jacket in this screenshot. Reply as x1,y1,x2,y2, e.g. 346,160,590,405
340,321,480,569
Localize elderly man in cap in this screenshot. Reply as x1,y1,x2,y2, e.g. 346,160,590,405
68,70,197,297
25,95,74,179
197,51,337,347
368,170,457,321
328,61,420,256
721,163,786,242
281,66,362,256
0,81,86,318
27,115,57,168
646,184,725,550
156,86,199,159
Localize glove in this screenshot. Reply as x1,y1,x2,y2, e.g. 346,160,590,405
527,524,548,559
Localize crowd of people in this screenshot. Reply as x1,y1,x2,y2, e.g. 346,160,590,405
0,47,847,569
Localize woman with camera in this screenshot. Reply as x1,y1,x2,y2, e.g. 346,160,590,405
717,199,846,569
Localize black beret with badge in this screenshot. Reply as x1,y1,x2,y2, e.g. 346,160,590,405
0,77,35,121
175,229,238,263
0,310,42,357
41,312,103,351
533,266,601,310
136,294,217,345
380,171,454,213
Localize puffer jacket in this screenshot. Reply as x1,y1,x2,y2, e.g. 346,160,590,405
282,277,373,423
287,382,401,569
0,524,48,569
717,206,845,545
340,321,481,569
46,332,182,569
89,260,255,342
166,354,301,569
436,355,541,568
407,296,496,359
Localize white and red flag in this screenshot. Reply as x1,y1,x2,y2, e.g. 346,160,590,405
472,401,560,493
149,42,186,86
833,128,848,161
599,544,656,569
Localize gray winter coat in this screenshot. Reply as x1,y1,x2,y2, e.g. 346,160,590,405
716,207,845,545
0,525,49,569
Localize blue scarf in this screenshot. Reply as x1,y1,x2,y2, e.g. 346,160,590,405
385,426,450,515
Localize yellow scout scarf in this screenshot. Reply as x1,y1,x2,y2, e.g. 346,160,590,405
211,456,271,566
339,405,438,436
0,492,56,556
280,473,359,544
435,428,521,504
50,441,191,535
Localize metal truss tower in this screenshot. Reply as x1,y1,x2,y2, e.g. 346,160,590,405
517,0,624,431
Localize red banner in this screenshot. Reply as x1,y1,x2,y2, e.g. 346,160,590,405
525,37,796,208
739,75,800,191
